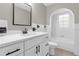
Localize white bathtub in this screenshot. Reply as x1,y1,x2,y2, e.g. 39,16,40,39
52,37,74,52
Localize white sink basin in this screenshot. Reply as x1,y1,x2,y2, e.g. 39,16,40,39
13,32,47,38
21,32,38,37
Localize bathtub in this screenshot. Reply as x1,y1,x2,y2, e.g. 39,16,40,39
52,37,74,52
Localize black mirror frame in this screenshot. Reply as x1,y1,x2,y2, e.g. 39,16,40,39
13,3,32,26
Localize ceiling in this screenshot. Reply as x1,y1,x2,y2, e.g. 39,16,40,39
43,3,53,6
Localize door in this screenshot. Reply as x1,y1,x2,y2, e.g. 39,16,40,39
38,40,49,56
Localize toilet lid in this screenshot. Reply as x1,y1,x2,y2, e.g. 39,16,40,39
48,42,58,46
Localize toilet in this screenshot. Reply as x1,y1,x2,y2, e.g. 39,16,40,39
48,41,58,56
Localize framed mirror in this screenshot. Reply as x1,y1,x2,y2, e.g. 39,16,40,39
13,3,32,26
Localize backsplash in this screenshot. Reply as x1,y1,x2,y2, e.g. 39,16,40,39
0,23,48,36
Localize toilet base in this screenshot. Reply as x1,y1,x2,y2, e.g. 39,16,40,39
48,42,58,55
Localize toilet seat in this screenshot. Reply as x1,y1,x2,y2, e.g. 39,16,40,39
48,41,58,46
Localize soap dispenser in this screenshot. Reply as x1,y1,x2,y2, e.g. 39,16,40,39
32,27,36,31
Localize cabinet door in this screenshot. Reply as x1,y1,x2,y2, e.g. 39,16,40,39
25,46,37,56
38,40,49,56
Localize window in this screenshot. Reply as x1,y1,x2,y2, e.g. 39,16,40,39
59,13,70,28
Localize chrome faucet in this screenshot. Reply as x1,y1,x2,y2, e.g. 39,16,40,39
22,28,28,34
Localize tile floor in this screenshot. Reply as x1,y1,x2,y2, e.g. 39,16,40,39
52,48,76,56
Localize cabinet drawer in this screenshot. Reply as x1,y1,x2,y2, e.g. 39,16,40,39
0,42,24,56
25,35,48,50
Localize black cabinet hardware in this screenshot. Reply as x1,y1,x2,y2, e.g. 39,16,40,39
36,46,38,54
38,45,40,52
6,49,20,56
36,45,40,54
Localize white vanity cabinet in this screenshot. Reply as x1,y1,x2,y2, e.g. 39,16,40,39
25,35,49,56
0,41,24,56
0,32,49,56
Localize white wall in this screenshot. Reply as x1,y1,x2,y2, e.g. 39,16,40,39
32,3,47,25
0,3,46,30
74,24,79,55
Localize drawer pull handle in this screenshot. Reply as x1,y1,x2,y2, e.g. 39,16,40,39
6,49,20,56
36,45,40,54
36,46,38,54
38,45,40,52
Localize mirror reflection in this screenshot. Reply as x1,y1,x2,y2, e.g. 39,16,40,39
13,3,31,26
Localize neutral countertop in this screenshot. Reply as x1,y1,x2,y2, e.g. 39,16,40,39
0,32,48,48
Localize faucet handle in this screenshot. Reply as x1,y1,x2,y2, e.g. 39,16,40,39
22,28,28,34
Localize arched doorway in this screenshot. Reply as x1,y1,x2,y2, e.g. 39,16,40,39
49,8,75,52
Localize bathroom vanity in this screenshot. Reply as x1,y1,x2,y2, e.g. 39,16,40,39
0,32,49,56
